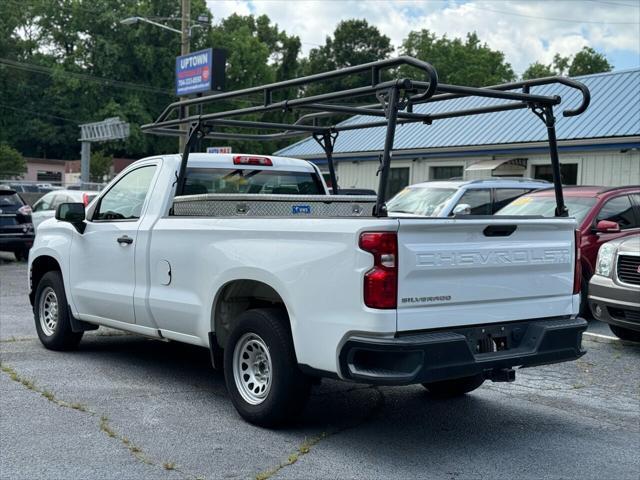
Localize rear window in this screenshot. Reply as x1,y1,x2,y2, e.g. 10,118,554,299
0,192,24,207
183,168,323,195
497,195,596,224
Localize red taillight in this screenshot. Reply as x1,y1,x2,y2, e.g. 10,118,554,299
82,193,89,206
18,205,32,215
573,229,582,295
359,232,398,309
233,155,273,166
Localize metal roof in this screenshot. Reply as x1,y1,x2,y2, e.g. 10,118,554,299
275,68,640,159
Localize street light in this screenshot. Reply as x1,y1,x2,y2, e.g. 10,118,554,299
120,16,200,37
120,11,205,150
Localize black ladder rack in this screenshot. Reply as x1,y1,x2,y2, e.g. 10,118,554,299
141,55,591,218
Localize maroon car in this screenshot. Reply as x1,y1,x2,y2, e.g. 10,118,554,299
498,185,640,315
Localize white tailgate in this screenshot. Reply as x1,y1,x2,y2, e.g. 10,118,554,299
396,218,577,332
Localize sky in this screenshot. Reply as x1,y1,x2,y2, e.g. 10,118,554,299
204,0,640,76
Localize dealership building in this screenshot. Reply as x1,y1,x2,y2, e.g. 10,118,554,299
275,68,639,197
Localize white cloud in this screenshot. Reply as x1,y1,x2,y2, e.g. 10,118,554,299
205,0,640,74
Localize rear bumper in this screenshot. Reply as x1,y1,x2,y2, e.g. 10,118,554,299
338,317,587,385
0,234,34,251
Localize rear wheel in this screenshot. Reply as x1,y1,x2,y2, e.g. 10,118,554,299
34,271,83,350
223,308,311,427
422,374,485,398
609,324,640,342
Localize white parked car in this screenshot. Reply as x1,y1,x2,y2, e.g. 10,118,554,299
29,153,587,427
31,190,98,231
387,178,550,217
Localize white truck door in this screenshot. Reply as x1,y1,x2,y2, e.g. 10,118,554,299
69,165,158,324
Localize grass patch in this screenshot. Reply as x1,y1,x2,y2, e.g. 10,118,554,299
255,433,327,480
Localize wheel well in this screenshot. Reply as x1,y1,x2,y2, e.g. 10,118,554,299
29,256,61,306
213,280,288,348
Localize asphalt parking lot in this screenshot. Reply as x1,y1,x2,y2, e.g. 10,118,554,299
1,253,638,480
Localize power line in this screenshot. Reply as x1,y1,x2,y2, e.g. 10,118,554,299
470,4,640,25
0,103,79,124
586,0,640,7
0,58,175,95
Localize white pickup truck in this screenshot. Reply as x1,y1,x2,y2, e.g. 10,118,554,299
28,57,592,426
29,152,586,426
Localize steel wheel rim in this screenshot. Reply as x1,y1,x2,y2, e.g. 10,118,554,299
39,287,58,336
232,333,273,405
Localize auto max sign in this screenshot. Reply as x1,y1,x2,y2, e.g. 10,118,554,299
175,48,213,96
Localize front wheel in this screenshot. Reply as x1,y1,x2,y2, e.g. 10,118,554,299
34,271,83,350
609,324,640,342
422,374,485,398
223,308,311,427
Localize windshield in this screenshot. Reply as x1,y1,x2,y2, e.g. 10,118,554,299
387,187,457,216
183,168,323,195
497,195,596,224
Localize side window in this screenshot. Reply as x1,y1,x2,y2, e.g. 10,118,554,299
33,193,53,212
596,195,637,229
50,194,66,210
493,188,529,213
94,166,157,221
386,168,410,200
457,189,492,215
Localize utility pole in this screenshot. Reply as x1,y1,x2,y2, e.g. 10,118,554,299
179,0,191,152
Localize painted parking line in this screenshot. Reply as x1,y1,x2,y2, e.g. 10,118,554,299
583,331,639,346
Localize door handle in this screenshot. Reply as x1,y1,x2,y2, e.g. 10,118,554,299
117,235,134,245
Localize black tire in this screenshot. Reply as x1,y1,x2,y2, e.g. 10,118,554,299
33,271,83,350
609,324,640,342
422,374,485,398
223,308,311,427
14,249,28,262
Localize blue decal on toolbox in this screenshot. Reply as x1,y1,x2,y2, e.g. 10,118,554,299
292,205,311,214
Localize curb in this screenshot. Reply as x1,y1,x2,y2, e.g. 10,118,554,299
583,331,639,347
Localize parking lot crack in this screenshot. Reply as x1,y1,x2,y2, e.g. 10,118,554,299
254,386,386,480
0,361,196,478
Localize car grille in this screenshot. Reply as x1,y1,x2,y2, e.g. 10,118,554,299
617,254,640,286
609,307,640,323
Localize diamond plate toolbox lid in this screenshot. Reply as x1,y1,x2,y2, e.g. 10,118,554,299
171,194,377,217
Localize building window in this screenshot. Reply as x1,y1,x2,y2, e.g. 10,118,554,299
533,164,578,185
430,165,464,180
387,168,410,199
37,170,62,182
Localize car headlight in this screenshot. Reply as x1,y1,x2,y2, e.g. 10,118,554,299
595,243,616,277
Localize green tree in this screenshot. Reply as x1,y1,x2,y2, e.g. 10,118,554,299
400,30,515,86
302,19,393,94
0,143,26,178
522,62,555,80
568,47,612,76
89,150,112,182
522,47,612,79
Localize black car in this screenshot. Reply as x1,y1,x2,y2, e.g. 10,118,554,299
0,186,34,261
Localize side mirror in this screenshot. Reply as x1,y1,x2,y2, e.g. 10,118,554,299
594,219,620,234
56,203,86,233
452,203,472,216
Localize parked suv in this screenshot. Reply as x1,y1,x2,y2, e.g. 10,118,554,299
387,178,550,217
0,186,34,260
589,235,640,341
497,186,640,314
